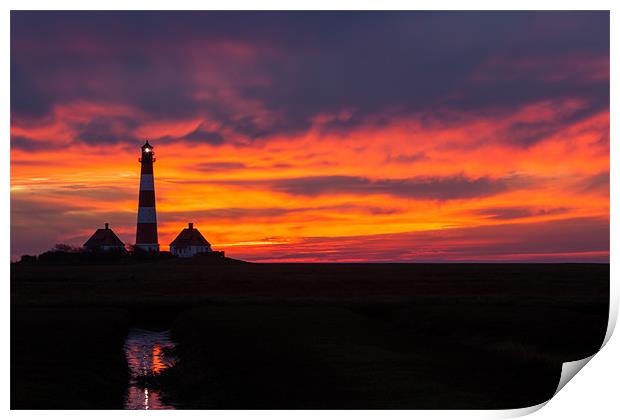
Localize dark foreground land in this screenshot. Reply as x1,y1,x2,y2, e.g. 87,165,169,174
11,261,609,409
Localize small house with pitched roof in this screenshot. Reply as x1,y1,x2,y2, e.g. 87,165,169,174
169,223,212,257
84,223,125,252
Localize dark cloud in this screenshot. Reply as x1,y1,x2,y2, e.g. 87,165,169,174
74,116,141,145
237,174,528,200
176,124,225,145
474,206,569,220
239,216,609,262
499,96,609,146
10,62,54,119
10,159,50,167
10,11,609,146
594,132,610,148
162,204,403,222
502,120,560,147
193,161,248,172
239,12,609,136
190,160,297,173
194,174,530,200
164,207,291,222
53,184,136,201
386,152,429,163
11,136,59,151
579,171,609,194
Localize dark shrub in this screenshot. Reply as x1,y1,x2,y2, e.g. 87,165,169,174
19,255,37,264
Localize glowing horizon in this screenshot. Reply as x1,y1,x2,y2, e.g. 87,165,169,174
10,11,610,262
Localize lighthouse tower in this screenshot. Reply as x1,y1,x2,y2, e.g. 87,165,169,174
135,141,159,252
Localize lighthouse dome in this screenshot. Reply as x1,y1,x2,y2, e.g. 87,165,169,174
142,141,153,153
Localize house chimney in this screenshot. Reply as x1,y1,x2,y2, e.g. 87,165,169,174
105,223,109,230
188,222,194,229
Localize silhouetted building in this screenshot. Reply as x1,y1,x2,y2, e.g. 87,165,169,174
170,223,212,257
84,223,125,252
135,141,159,252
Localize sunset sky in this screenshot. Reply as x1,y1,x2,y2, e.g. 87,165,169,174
10,11,609,262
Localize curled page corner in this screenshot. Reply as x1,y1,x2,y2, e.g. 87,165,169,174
490,355,597,419
602,301,618,348
492,401,548,418
547,296,619,398
554,355,595,396
495,332,611,418
540,292,619,408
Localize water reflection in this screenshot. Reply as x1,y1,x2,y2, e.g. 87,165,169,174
124,328,176,409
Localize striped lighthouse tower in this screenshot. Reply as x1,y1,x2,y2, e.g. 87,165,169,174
135,141,159,252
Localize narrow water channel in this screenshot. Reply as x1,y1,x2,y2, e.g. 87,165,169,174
123,328,177,409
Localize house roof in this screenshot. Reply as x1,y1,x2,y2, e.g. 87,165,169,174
84,224,125,248
170,223,211,247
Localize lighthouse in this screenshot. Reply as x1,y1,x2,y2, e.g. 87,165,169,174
135,141,159,252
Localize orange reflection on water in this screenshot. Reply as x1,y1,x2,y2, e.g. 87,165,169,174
152,344,167,374
124,328,176,410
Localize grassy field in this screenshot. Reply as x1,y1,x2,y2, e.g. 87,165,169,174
11,261,609,409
